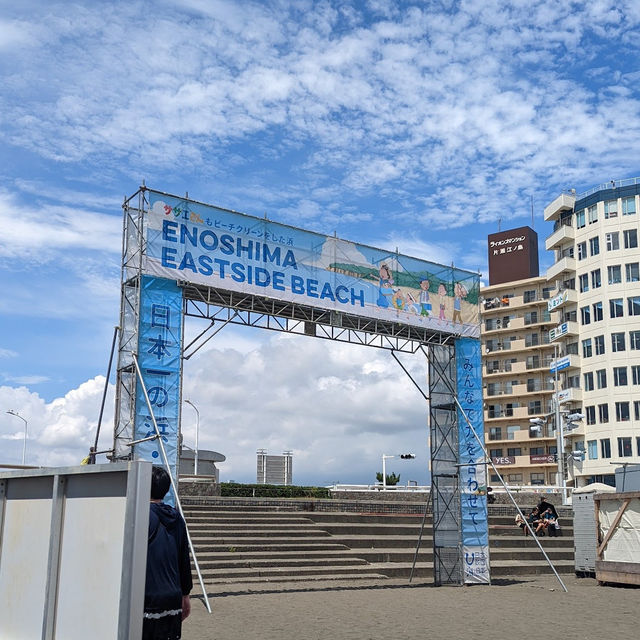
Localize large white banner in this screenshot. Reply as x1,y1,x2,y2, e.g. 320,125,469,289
143,191,480,338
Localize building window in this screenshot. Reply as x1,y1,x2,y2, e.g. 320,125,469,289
577,241,587,260
542,286,554,299
489,448,503,457
584,371,594,391
614,367,628,386
606,232,620,251
608,265,621,284
596,369,607,389
628,296,640,316
611,333,625,352
592,301,603,321
630,331,640,350
585,406,596,425
591,269,601,288
490,474,501,483
580,306,591,325
598,403,609,423
528,400,542,415
604,200,618,218
626,262,640,282
588,440,598,460
582,338,592,358
489,427,502,440
530,447,544,455
526,355,540,370
523,290,538,303
575,210,585,228
601,438,611,459
618,437,632,457
635,402,640,421
610,298,624,318
624,228,638,249
589,236,600,256
530,473,545,486
594,335,605,355
588,204,598,223
632,365,640,385
567,374,580,388
579,273,589,292
507,474,523,483
616,401,630,421
622,196,636,215
525,333,539,347
507,447,521,457
524,311,538,325
506,425,519,440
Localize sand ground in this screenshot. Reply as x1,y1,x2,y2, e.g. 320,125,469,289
182,575,639,640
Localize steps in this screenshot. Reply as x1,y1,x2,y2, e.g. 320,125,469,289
183,501,575,586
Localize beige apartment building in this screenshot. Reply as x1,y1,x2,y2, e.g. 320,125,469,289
481,178,640,490
544,178,640,488
481,275,560,486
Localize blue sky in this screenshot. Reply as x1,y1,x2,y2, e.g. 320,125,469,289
1,0,639,484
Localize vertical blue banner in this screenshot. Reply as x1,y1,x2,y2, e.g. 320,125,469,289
135,275,183,506
456,337,490,584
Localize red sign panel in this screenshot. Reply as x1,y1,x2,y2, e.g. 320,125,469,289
530,454,555,464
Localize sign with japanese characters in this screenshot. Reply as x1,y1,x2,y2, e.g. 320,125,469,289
487,226,539,286
143,190,480,338
134,275,183,505
455,338,490,584
550,355,570,373
549,322,568,341
547,290,568,312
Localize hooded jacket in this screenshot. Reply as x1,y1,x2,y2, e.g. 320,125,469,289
144,502,193,613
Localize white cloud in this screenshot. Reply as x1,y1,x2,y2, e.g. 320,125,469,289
0,377,114,466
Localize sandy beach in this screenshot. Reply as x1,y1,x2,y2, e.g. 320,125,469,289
183,575,639,640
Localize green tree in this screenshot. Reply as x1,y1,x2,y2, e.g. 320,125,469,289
376,471,401,486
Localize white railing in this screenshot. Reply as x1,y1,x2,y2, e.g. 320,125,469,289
327,483,572,495
577,177,640,200
327,483,431,492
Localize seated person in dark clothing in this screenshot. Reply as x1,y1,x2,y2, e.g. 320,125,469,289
537,497,558,518
144,466,193,640
527,507,542,535
541,507,559,536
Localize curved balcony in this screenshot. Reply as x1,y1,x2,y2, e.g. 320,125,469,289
546,256,576,280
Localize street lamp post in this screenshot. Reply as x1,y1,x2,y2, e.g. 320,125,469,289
6,410,28,465
184,399,200,476
551,342,567,505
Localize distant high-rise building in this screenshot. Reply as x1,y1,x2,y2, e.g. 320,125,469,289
256,449,293,485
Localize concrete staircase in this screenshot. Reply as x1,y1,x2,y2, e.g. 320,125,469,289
183,501,575,586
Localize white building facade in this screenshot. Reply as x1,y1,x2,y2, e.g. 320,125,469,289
544,178,640,487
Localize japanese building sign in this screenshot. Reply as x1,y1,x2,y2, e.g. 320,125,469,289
530,454,556,464
455,337,490,584
549,322,568,341
143,191,480,338
547,290,568,312
134,275,183,505
487,226,539,286
550,355,570,373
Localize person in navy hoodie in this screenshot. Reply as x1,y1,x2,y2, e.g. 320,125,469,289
143,466,193,640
